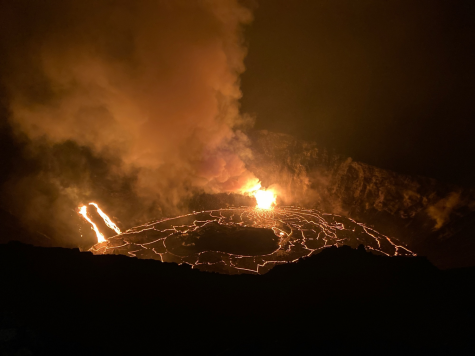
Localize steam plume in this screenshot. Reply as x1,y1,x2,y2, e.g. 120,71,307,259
0,0,256,246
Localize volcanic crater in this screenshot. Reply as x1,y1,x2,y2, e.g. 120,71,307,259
90,206,414,274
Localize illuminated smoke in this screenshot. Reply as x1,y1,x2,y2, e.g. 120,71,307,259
426,191,462,229
0,0,257,243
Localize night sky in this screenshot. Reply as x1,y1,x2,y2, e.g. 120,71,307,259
241,0,475,186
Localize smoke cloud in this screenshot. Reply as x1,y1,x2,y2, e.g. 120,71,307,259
0,0,257,246
426,191,462,230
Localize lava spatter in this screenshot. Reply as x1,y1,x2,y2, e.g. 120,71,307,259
88,206,415,274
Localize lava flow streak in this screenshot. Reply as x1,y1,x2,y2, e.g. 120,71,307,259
87,205,416,275
78,203,120,243
78,205,106,243
89,203,122,235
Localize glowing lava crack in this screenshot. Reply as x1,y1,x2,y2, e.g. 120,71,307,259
88,206,415,275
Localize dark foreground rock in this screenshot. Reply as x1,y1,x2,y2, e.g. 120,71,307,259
1,241,474,355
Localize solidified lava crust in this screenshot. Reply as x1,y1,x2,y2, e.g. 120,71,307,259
90,206,415,274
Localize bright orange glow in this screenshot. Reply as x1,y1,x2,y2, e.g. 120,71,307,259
254,189,276,209
242,181,277,209
89,206,416,274
89,203,121,235
78,205,106,243
78,203,121,243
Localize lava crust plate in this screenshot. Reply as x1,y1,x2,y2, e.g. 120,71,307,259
90,207,415,274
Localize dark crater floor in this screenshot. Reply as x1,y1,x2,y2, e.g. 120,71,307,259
166,222,280,256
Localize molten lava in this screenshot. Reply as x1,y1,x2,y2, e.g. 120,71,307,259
78,203,121,243
89,203,121,235
79,189,415,275
78,205,106,243
88,206,416,275
254,189,276,209
244,181,277,209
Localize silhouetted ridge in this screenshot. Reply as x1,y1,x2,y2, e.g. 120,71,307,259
1,241,474,355
268,244,437,276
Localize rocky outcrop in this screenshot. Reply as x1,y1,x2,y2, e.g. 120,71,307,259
246,131,475,268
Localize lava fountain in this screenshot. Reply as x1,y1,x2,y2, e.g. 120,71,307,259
253,189,276,209
245,182,277,210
